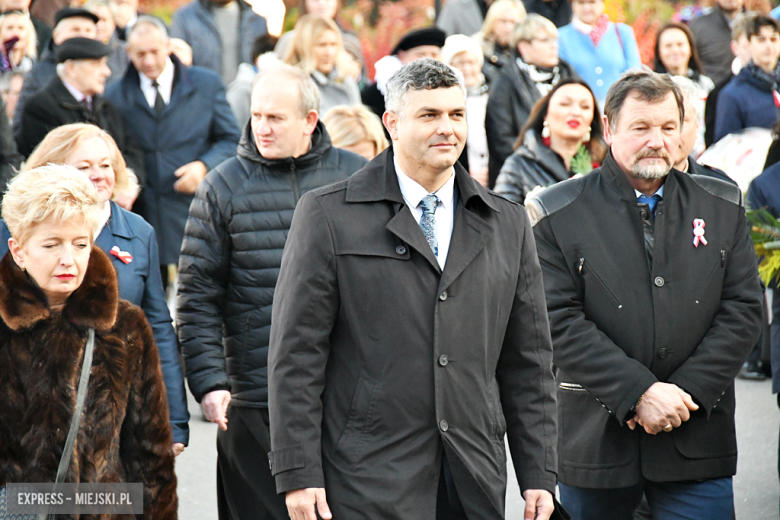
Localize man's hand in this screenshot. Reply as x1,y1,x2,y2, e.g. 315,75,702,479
112,190,137,210
172,443,185,457
173,161,208,194
201,390,231,431
634,382,699,434
522,489,554,520
286,488,331,520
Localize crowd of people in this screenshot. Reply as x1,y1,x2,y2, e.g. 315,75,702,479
0,0,779,518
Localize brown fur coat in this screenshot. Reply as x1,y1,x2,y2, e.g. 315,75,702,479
0,247,177,519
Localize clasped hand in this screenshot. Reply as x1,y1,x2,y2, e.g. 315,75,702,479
627,382,699,434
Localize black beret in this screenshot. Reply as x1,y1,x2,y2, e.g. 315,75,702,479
392,27,446,55
54,7,99,27
56,37,112,63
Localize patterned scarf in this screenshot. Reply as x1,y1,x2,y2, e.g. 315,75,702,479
589,14,611,47
517,58,560,97
747,61,780,92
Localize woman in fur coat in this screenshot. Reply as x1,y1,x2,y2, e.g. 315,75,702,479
0,165,177,518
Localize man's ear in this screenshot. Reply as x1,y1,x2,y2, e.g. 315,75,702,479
304,110,318,135
383,110,399,141
602,115,613,146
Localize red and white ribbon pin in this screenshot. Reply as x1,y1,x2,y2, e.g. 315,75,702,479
692,219,707,247
110,246,133,264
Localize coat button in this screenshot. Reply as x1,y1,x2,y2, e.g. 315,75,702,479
595,66,602,74
396,245,406,255
439,291,448,301
439,420,449,432
654,276,665,287
439,354,449,366
640,209,649,220
658,348,668,359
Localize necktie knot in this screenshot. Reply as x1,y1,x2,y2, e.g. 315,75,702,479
637,194,661,215
419,194,440,215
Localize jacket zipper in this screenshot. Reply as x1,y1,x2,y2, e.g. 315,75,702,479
578,257,623,309
290,163,301,202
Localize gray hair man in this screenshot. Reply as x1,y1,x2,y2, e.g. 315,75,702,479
268,57,558,520
176,63,366,520
527,69,762,519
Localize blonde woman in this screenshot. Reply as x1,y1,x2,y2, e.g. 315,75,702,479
473,0,526,85
8,123,191,454
283,14,361,114
322,104,388,159
0,11,36,75
0,165,177,518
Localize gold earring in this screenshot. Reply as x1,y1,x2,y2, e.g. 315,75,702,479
582,130,591,143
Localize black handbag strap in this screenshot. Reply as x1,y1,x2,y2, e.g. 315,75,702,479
56,328,95,484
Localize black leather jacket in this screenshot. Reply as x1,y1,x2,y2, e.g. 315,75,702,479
493,129,569,203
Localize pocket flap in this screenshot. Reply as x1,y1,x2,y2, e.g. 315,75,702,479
268,445,305,475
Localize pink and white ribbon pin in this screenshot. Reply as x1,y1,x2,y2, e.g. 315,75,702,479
692,219,707,248
110,246,133,264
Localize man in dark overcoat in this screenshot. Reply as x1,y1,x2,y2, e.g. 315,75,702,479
105,16,239,283
268,58,559,520
527,70,763,519
16,37,144,182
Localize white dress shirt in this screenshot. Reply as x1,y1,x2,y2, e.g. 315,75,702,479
394,157,456,270
139,57,174,108
62,79,90,106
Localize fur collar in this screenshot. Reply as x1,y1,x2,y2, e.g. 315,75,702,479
0,246,118,331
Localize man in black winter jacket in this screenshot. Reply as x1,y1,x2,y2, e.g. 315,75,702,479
176,63,366,520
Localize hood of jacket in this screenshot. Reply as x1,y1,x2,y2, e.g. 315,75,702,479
238,118,334,171
0,246,118,332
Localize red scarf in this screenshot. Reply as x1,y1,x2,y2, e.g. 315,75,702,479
589,14,610,47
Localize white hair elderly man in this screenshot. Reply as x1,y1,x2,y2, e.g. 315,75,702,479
176,63,366,520
268,57,559,520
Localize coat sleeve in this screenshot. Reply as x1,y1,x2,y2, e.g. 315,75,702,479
119,305,178,519
176,175,232,401
619,24,643,70
532,214,659,422
0,98,21,194
15,98,52,158
667,206,763,414
199,78,241,170
493,156,527,204
497,209,558,494
268,191,339,494
142,226,190,445
713,85,743,143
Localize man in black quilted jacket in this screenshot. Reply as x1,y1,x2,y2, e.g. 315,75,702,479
176,63,367,520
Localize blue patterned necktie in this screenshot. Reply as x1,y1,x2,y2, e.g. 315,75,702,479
419,194,441,257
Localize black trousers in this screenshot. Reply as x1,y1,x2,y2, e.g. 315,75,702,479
436,453,468,520
216,406,288,520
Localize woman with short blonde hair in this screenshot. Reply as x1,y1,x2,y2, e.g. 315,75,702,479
0,165,178,517
322,104,388,159
283,14,361,114
9,123,191,455
475,0,526,84
26,123,138,206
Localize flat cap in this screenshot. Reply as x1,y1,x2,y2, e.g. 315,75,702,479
56,37,112,63
392,27,446,55
54,7,99,27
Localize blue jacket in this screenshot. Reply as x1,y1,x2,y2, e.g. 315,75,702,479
0,202,190,444
558,21,642,105
171,0,267,81
105,55,241,265
714,67,779,143
747,165,780,393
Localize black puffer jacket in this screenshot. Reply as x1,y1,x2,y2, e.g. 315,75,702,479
485,57,577,188
177,121,367,406
494,130,570,203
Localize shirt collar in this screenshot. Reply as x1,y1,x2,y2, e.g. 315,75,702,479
394,156,456,210
635,185,664,199
139,57,174,91
571,16,593,34
62,78,87,102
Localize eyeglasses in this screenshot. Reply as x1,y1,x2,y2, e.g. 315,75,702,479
528,37,559,45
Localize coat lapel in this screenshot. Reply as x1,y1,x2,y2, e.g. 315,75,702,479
386,206,441,273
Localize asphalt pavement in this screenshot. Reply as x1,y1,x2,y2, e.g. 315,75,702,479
174,378,780,519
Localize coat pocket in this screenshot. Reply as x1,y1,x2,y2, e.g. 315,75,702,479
578,257,622,309
334,375,380,463
694,249,727,304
